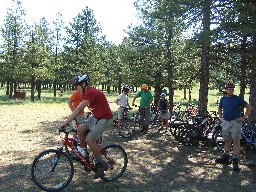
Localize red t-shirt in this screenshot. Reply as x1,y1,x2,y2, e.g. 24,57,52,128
83,87,113,119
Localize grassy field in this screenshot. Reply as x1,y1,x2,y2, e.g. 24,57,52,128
0,86,255,192
0,84,250,113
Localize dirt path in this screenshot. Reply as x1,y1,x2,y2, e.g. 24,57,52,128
0,103,256,192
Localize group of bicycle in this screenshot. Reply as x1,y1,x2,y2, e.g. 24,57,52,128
112,82,256,172
30,76,255,191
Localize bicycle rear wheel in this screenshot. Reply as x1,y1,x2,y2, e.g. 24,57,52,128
31,149,74,192
100,144,128,182
213,128,225,151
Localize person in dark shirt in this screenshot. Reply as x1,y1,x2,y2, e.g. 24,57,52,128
157,92,171,132
216,82,251,171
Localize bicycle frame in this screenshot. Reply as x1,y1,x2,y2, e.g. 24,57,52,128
61,130,115,170
242,126,256,145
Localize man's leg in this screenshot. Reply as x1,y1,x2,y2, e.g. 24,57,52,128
231,120,242,171
117,108,123,135
144,107,150,129
216,120,232,164
117,119,122,135
77,125,89,148
232,139,241,171
215,139,232,164
87,118,112,179
140,108,146,130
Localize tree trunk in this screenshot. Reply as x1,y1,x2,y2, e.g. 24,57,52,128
249,26,256,129
239,35,247,100
189,88,192,101
107,85,110,94
6,79,10,95
9,81,13,99
31,75,35,102
183,88,187,100
37,80,42,100
198,0,211,117
53,79,57,97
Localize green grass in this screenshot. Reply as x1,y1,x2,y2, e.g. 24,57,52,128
0,85,250,112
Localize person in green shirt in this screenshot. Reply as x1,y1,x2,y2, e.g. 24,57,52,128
132,84,153,133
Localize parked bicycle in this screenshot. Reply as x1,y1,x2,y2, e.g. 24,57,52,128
171,112,220,146
241,122,256,150
31,128,128,192
113,107,134,138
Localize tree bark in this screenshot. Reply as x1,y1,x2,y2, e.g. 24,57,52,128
198,0,211,117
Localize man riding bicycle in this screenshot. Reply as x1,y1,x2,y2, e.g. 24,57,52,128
59,74,113,179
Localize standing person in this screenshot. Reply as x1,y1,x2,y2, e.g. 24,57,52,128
68,76,85,129
157,92,171,132
115,85,132,136
59,74,113,179
216,82,251,171
132,84,153,133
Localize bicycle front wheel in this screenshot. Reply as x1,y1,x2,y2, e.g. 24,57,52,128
31,149,74,192
100,144,128,182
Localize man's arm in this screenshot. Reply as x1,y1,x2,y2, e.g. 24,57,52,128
115,97,120,105
60,99,89,129
218,106,224,122
243,103,252,119
68,98,73,112
132,95,137,106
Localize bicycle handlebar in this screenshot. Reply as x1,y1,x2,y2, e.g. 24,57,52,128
59,128,76,135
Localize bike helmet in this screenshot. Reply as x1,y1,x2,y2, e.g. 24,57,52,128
122,85,130,91
225,82,235,89
160,92,166,97
72,74,90,86
141,84,148,91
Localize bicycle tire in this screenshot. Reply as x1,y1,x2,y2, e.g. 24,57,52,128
212,128,225,151
100,144,128,182
178,126,200,146
133,113,140,132
31,149,74,192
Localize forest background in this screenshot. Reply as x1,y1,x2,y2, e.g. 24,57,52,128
0,0,256,128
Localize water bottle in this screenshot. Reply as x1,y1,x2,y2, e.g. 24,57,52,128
77,145,88,158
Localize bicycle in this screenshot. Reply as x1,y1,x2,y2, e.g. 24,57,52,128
113,106,134,138
31,128,128,192
241,122,256,150
132,105,141,131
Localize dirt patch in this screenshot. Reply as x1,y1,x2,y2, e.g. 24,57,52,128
0,103,256,192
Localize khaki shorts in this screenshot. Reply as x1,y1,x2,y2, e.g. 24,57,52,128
72,115,84,129
118,107,130,119
83,116,113,142
222,119,242,140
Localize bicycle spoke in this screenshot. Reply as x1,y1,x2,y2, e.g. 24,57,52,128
100,144,128,182
31,149,74,192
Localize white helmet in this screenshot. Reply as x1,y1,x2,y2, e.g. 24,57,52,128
160,92,166,97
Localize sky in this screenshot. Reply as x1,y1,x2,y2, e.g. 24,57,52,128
0,0,140,44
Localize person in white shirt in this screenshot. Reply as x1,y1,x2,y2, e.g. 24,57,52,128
115,85,131,135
